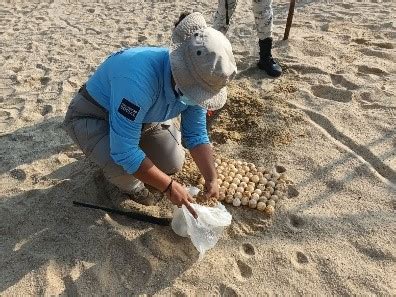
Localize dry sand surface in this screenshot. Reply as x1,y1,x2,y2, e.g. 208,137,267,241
1,0,395,295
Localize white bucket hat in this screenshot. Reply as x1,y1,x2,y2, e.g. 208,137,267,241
170,12,237,110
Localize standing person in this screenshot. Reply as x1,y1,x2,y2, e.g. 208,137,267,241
63,12,237,218
213,0,282,77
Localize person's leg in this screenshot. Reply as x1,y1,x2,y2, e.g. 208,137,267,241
213,0,238,34
64,95,185,205
252,0,282,77
140,120,185,175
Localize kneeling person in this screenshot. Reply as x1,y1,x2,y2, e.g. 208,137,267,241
63,13,237,218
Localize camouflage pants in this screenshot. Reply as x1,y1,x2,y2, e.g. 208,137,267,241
213,0,273,40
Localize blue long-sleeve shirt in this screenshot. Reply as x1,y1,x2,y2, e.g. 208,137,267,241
86,47,209,174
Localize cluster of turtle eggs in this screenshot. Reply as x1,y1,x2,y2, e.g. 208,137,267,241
198,158,287,215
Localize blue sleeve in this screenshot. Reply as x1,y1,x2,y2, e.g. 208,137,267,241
109,76,155,174
181,105,210,149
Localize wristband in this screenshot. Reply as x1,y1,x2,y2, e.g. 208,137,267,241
162,179,173,194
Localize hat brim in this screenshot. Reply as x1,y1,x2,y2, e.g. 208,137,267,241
170,40,227,111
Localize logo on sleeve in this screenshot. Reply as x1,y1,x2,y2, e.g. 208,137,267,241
118,98,140,121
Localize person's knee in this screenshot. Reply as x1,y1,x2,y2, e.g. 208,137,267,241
161,148,185,175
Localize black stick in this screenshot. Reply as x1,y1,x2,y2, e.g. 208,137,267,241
225,0,229,26
283,0,296,40
72,201,171,226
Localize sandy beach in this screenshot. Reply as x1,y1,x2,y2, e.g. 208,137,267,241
1,0,395,295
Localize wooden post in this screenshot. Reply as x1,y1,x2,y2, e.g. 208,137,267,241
283,0,296,40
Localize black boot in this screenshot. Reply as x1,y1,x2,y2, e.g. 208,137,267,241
257,37,282,77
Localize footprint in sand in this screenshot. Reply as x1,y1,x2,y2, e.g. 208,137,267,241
353,243,396,262
330,74,359,90
296,251,309,264
288,214,305,229
236,260,253,278
241,243,256,257
218,284,239,296
357,65,388,76
311,85,352,103
10,168,27,181
40,104,53,116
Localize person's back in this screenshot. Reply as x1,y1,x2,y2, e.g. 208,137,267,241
86,47,188,123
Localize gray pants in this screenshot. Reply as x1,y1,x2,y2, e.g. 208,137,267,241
213,0,273,40
63,92,185,193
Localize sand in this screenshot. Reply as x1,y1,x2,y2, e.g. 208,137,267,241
1,0,395,295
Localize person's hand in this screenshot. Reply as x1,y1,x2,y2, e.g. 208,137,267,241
165,180,198,219
204,179,219,199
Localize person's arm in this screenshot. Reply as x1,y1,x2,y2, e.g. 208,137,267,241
181,105,219,199
110,77,197,217
190,144,219,199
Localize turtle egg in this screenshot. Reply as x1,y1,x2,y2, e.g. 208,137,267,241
217,178,222,184
235,174,243,180
249,199,257,209
234,192,242,199
268,181,276,188
251,193,260,200
271,195,279,202
251,175,260,183
264,205,275,215
243,165,250,172
218,165,225,171
246,185,255,193
259,177,268,185
236,160,242,166
225,195,234,204
224,176,231,183
199,177,205,185
241,196,249,205
229,171,236,178
215,158,222,165
267,199,276,207
263,191,271,198
257,166,265,173
241,177,249,183
239,182,247,188
264,173,271,179
272,172,281,180
247,182,255,188
257,201,266,211
258,172,264,178
236,187,244,193
197,184,204,191
233,198,241,207
233,178,241,185
227,188,236,195
246,172,253,178
258,184,266,191
243,191,252,198
222,181,230,188
218,174,225,181
242,161,248,166
229,183,238,190
218,192,226,201
258,197,268,203
247,162,255,169
254,189,262,195
268,187,275,194
274,190,282,196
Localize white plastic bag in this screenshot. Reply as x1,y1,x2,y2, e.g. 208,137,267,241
171,187,232,259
